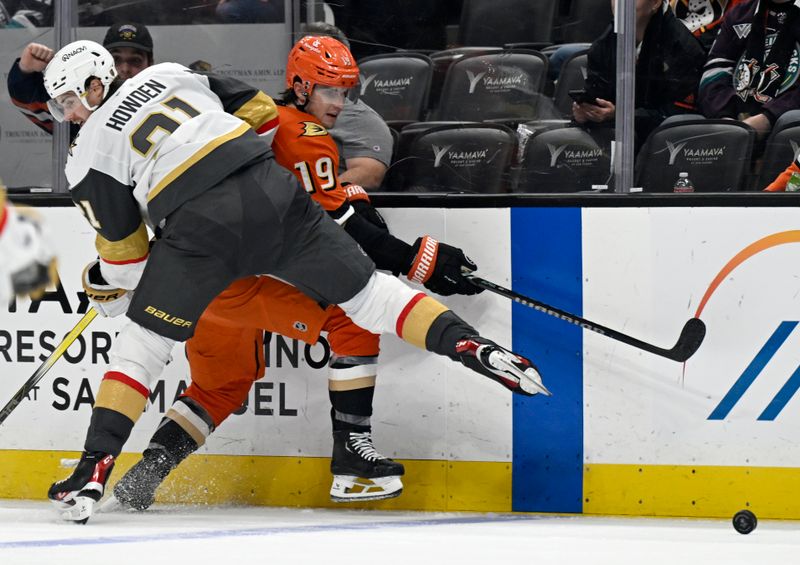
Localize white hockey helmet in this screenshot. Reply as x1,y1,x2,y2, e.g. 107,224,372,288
43,40,117,120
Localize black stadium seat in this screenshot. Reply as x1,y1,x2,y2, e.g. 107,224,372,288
428,47,504,113
356,53,433,127
516,126,612,193
458,0,559,46
397,123,517,193
383,121,477,191
434,50,548,122
559,0,614,43
756,110,800,190
635,119,755,192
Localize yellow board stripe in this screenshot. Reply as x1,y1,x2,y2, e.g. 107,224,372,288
233,91,278,131
94,380,148,423
0,450,511,512
147,123,251,202
400,297,450,349
584,463,800,519
95,223,149,263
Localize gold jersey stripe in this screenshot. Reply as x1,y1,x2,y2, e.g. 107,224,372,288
94,379,147,423
233,91,278,131
147,122,251,202
328,375,377,392
399,296,450,349
95,223,149,263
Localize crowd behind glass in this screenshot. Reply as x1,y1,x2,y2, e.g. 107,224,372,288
3,0,799,194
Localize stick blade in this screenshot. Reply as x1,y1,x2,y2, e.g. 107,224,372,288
671,317,706,362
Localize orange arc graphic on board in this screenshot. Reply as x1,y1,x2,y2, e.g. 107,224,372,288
695,230,800,319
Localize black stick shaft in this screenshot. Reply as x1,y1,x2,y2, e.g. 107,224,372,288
467,276,704,362
0,308,97,426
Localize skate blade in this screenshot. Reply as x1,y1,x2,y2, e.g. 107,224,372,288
53,495,95,523
488,350,552,396
330,475,403,502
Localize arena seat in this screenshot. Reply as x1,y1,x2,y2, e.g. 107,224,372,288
356,53,433,127
396,123,517,193
755,110,800,190
428,47,504,113
458,0,559,46
516,126,612,193
635,119,755,192
433,50,549,123
559,0,614,43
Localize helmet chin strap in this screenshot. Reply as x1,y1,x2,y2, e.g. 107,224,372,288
79,84,106,112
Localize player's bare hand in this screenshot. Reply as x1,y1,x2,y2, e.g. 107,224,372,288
19,43,54,74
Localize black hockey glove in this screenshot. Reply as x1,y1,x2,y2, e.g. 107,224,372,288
350,199,388,232
407,236,483,296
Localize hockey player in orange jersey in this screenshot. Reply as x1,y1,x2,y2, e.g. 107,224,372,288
102,36,549,515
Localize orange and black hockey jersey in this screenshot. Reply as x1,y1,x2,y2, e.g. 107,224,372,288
272,104,412,276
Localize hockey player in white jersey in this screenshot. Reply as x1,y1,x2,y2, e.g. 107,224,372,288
42,40,547,523
0,189,56,302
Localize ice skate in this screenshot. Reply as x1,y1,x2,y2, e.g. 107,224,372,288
455,337,551,396
102,447,176,512
48,451,115,523
330,430,404,502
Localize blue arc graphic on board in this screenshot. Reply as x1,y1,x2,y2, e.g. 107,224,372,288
709,321,800,421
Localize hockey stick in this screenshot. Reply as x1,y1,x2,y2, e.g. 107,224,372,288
0,308,98,426
466,276,705,363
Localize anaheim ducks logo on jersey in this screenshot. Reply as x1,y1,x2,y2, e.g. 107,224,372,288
300,121,328,137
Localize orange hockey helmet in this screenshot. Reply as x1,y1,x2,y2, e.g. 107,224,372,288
285,35,359,96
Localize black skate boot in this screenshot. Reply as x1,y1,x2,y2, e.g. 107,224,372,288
330,430,405,502
48,451,115,523
455,336,551,396
104,447,177,512
102,417,199,512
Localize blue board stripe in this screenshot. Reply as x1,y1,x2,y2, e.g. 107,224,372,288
758,362,800,421
708,321,798,420
511,207,583,513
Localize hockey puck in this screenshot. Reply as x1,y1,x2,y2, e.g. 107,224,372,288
732,509,757,534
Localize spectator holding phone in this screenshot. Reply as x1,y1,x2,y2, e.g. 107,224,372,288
572,0,705,150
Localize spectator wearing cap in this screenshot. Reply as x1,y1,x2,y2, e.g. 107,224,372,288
6,22,154,135
102,22,154,80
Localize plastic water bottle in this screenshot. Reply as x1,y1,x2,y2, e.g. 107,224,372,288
786,171,800,192
673,172,694,193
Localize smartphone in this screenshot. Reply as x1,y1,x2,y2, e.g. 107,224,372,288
568,89,597,105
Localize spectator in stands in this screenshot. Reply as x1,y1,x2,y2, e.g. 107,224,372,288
216,0,283,23
572,0,705,151
302,22,394,189
698,0,800,141
670,0,746,52
0,0,51,28
7,22,154,135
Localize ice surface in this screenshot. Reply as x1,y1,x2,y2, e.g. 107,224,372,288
1,500,797,564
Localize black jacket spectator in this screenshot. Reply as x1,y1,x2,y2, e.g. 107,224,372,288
584,2,705,145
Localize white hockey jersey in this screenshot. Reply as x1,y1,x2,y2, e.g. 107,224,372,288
66,62,278,289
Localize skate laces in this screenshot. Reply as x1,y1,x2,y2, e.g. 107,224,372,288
348,432,386,462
